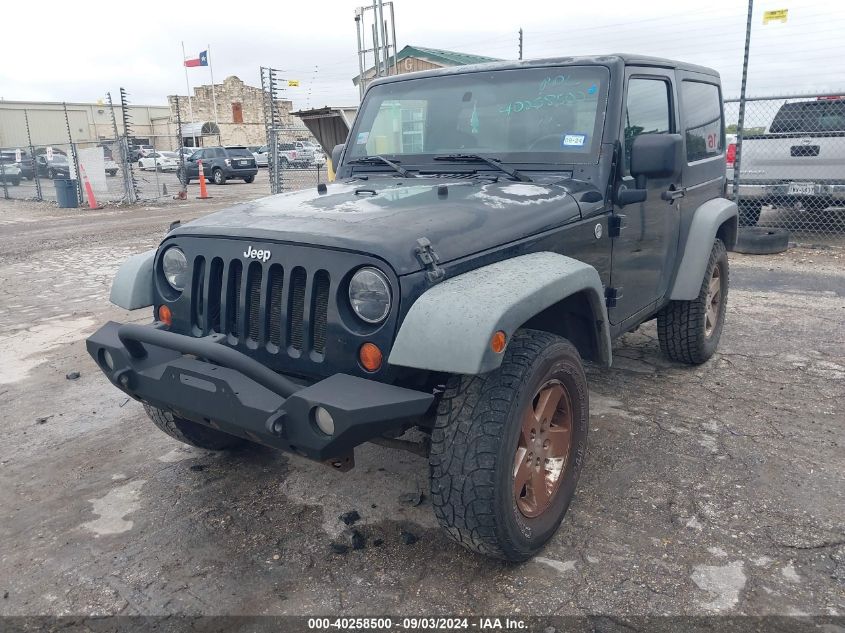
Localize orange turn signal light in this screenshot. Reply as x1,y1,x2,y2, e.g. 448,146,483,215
491,330,507,354
157,304,173,327
359,342,383,372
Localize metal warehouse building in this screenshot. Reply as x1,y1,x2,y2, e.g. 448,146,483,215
0,100,171,148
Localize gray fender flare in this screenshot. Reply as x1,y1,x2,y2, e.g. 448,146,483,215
388,252,612,375
670,198,738,301
109,249,156,310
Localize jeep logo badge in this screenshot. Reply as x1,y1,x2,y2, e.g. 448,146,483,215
244,246,272,262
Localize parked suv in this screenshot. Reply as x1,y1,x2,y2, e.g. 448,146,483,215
0,149,35,180
178,146,258,185
88,55,737,561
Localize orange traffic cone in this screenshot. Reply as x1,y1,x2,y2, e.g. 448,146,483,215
197,159,212,199
79,165,101,209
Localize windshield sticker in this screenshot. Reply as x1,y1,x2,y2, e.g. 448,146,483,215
470,103,480,134
588,84,598,95
356,131,370,145
562,134,587,148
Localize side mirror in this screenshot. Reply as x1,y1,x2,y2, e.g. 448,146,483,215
331,144,344,170
630,133,683,186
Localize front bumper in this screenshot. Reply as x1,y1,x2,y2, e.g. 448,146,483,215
87,322,434,463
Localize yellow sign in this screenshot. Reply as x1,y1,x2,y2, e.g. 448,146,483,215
288,80,300,87
763,9,788,24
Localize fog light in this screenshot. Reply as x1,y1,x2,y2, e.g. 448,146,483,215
102,348,115,371
314,406,335,435
157,304,172,327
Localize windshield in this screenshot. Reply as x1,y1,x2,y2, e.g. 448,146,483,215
347,66,609,166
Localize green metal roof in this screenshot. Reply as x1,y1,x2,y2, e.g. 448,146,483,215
396,45,501,67
354,45,502,85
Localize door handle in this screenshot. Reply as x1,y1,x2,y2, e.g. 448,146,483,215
661,185,685,202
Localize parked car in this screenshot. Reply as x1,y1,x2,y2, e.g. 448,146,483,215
138,151,179,172
728,96,845,225
178,146,257,185
90,54,738,562
0,163,22,185
0,149,35,180
276,142,310,168
251,146,269,168
138,145,156,158
35,154,71,179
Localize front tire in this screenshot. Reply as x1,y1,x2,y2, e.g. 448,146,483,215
657,238,729,364
429,329,589,561
144,405,247,450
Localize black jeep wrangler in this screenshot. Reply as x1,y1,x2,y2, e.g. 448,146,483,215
88,55,737,561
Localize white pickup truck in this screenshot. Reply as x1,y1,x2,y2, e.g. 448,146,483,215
728,96,845,225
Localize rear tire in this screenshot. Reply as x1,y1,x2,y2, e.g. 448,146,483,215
429,329,589,561
244,175,255,184
738,200,762,226
657,238,728,364
212,168,226,185
144,405,247,450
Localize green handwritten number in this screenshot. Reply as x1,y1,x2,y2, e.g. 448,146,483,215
499,103,512,116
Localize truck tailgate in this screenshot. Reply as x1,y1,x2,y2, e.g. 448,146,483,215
740,134,845,182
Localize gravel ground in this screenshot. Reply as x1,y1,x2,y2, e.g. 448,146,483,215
0,194,843,621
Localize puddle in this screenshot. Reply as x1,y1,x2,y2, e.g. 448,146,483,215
280,443,435,538
81,479,146,536
0,315,95,384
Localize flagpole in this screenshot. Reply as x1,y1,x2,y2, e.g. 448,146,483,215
181,41,196,146
208,44,219,128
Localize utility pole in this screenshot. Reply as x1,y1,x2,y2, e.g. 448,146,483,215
732,0,753,204
518,28,523,60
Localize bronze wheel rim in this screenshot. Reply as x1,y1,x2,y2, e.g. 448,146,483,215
513,380,574,519
705,265,722,338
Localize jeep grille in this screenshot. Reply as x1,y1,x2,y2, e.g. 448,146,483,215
190,256,330,357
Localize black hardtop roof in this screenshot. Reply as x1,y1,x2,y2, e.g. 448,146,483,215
368,54,719,88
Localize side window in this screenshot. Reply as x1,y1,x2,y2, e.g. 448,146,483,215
682,81,723,162
191,150,203,160
624,78,672,170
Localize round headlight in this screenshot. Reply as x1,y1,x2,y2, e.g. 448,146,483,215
349,267,391,324
162,247,188,291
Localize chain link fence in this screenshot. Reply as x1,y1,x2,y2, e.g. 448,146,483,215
724,93,845,236
268,126,327,195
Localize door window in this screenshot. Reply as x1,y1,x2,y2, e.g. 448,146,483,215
624,78,672,170
682,81,723,162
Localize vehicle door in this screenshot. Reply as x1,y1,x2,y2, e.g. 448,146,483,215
676,74,726,223
188,150,204,177
609,68,682,325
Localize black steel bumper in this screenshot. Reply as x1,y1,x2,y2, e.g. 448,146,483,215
86,322,434,463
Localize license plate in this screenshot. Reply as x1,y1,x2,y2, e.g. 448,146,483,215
239,160,248,166
788,182,815,195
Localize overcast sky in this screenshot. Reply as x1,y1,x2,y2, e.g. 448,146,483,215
1,0,843,111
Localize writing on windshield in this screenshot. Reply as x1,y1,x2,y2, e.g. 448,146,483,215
348,66,608,163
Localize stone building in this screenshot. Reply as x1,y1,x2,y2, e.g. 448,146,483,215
168,75,301,147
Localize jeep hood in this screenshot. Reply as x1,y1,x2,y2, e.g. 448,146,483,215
171,178,585,275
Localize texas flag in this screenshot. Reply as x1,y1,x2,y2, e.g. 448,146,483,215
184,50,208,67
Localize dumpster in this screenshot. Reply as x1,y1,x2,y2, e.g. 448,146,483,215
54,179,79,208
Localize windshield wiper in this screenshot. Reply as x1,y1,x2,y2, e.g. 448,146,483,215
347,155,414,178
432,154,532,182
